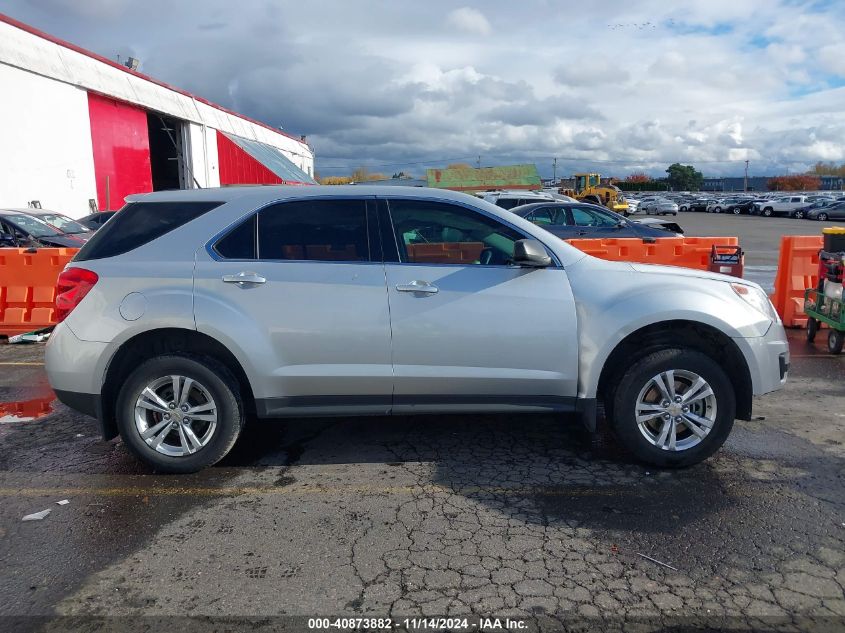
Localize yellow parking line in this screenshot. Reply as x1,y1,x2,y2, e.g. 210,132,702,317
0,362,45,366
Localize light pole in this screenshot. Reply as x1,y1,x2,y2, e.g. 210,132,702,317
744,160,749,192
553,158,557,185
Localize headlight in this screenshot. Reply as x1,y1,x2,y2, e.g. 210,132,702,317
731,283,779,322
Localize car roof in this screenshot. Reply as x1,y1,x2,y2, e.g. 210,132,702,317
126,185,500,206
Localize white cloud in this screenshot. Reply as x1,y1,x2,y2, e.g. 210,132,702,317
5,0,845,178
818,43,845,77
446,7,492,36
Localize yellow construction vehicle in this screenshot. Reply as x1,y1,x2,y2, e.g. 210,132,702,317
561,173,630,215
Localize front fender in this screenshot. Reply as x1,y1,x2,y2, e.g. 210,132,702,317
567,258,771,398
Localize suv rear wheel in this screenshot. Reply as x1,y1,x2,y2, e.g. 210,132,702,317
610,348,735,467
116,354,243,473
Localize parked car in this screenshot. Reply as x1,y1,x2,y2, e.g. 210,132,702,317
707,198,748,214
0,209,90,248
510,202,681,239
807,201,845,221
753,196,808,217
640,199,679,215
687,199,717,213
481,190,556,210
22,209,94,241
46,186,789,473
722,200,756,215
78,211,117,230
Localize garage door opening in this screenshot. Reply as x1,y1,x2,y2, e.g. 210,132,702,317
147,112,186,191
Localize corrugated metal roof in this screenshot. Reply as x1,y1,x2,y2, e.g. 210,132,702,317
426,164,541,191
223,133,316,184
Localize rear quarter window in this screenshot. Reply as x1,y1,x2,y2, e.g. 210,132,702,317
74,201,222,261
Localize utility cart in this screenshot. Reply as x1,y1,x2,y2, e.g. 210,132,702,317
804,288,844,354
805,230,845,355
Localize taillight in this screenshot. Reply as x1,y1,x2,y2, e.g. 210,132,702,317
55,268,99,323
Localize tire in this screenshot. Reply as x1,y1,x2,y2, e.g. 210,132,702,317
116,354,244,473
807,317,818,343
714,207,722,213
817,213,828,221
829,330,844,355
762,208,773,217
732,208,741,215
609,348,735,468
680,205,688,212
793,210,805,219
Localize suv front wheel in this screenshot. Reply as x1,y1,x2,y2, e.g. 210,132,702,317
610,348,735,467
116,354,244,473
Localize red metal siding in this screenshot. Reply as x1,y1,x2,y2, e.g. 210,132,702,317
217,131,283,186
87,93,152,210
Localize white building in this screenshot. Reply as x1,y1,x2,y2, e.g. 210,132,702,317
0,13,316,218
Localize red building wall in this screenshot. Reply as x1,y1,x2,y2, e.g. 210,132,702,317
87,93,152,210
216,131,283,186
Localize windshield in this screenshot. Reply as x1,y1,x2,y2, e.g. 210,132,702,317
36,213,89,234
5,214,62,238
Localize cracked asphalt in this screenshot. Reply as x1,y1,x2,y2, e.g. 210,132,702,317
0,330,843,633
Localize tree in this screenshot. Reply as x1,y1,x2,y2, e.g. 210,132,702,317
665,163,703,191
767,175,821,191
319,176,353,185
625,172,650,183
350,166,387,182
810,161,845,177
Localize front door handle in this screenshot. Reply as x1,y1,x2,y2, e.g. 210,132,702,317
222,271,266,286
396,280,439,294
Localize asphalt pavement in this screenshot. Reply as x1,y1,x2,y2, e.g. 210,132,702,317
0,329,843,632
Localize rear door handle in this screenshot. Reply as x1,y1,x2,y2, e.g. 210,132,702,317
222,271,266,286
396,280,439,294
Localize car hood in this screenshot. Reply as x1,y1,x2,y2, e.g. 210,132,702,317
629,262,758,288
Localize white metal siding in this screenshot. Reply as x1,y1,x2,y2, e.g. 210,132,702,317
187,123,221,189
0,18,314,182
0,64,97,217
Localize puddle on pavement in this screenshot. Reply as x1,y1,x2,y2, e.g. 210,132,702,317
0,393,55,423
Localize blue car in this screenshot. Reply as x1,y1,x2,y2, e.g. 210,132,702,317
510,202,682,239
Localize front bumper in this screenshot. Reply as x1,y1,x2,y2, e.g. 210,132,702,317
733,320,790,397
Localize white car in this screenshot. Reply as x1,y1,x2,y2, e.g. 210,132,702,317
754,196,808,217
482,190,556,210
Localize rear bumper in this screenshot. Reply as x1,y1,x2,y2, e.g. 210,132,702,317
53,389,102,420
46,322,117,439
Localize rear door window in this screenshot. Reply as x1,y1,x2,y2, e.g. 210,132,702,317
74,201,222,261
256,199,370,262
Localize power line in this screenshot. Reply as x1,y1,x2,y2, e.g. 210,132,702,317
317,154,815,169
318,156,479,169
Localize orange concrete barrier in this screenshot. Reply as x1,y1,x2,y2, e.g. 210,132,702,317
564,237,739,271
769,236,824,328
0,248,79,336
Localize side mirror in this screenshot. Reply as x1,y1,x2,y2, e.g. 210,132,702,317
513,239,552,268
0,232,16,246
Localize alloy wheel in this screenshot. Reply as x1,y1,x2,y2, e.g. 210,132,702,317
635,370,717,452
134,375,218,457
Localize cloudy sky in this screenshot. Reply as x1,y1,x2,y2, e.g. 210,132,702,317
5,0,845,179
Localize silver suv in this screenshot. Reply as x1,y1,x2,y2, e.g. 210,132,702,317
46,186,789,473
